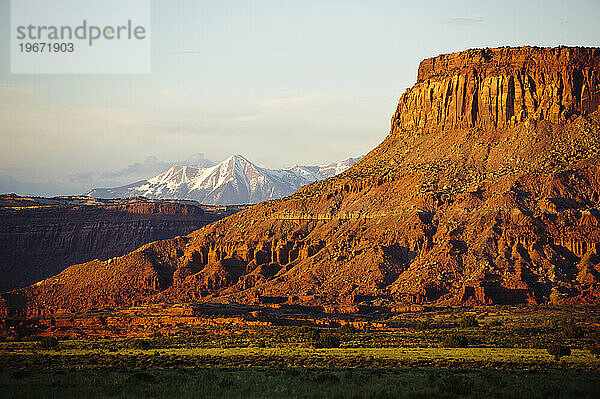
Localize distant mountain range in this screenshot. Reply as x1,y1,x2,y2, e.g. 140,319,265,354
87,154,360,205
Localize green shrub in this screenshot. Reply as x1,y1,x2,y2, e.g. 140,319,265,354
560,319,585,339
415,320,430,331
459,315,478,328
313,334,341,348
587,333,600,357
441,334,468,348
132,339,152,350
547,342,571,361
545,318,585,338
38,336,59,349
298,327,321,342
588,345,600,357
126,372,156,384
339,324,357,334
311,371,340,383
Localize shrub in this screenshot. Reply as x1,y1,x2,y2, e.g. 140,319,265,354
588,345,600,358
547,342,571,361
339,324,357,334
311,371,340,383
587,333,600,357
459,315,478,328
438,375,474,395
487,319,503,327
38,336,59,349
132,339,152,350
313,334,341,348
415,320,430,331
560,319,585,339
126,372,156,384
545,318,585,338
298,327,321,342
441,334,468,348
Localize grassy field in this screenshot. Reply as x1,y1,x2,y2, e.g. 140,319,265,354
2,346,599,366
1,346,598,370
1,367,599,399
2,306,599,397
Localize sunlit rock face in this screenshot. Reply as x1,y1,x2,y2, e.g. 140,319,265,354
4,46,600,316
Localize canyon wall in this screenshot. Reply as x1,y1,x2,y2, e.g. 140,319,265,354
0,196,243,292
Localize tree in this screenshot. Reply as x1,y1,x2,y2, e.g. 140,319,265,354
586,333,600,357
460,315,478,328
313,334,341,348
132,339,152,350
39,336,59,348
441,334,469,348
547,342,571,361
415,320,430,331
339,324,357,334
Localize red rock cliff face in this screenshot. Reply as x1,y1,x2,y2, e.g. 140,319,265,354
4,47,600,315
393,47,600,134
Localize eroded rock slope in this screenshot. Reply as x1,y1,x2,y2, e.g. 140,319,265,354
4,46,600,315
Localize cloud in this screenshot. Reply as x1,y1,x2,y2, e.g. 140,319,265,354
442,18,483,26
68,171,96,184
1,153,217,197
99,153,214,180
99,156,171,179
182,153,214,168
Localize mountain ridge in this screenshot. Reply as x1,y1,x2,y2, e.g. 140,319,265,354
88,154,361,205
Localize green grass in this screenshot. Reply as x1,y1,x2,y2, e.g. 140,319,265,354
1,368,599,399
2,346,598,365
2,306,599,397
2,346,598,370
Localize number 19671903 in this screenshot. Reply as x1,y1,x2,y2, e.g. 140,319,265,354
19,42,74,52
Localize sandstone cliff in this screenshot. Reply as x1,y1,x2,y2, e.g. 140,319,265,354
394,46,600,133
4,46,600,315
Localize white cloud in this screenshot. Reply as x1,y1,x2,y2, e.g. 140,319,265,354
442,18,483,26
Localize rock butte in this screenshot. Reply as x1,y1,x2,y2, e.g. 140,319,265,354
3,46,600,316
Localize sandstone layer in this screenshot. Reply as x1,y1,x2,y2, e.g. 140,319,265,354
3,46,600,316
394,46,600,133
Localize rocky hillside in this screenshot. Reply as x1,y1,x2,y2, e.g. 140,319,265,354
0,195,245,292
4,46,600,316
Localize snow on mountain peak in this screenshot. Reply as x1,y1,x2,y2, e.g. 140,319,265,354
88,154,361,205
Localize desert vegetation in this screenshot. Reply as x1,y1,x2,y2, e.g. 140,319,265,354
1,306,599,371
1,367,599,399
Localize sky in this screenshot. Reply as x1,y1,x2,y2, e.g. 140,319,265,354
1,0,600,196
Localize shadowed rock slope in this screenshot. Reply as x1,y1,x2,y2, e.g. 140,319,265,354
0,195,246,293
4,46,600,315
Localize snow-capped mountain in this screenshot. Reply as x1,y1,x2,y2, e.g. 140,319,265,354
87,154,360,205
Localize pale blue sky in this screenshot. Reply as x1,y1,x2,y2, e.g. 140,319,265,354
1,0,599,195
